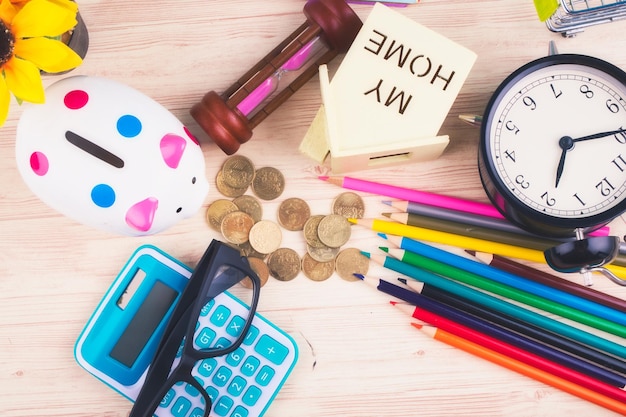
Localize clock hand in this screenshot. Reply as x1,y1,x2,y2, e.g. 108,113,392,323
555,136,574,188
571,128,626,143
554,128,626,188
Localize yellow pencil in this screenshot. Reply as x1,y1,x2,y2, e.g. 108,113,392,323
349,218,626,279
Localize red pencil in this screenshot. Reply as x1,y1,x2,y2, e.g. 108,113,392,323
394,301,626,404
411,321,626,416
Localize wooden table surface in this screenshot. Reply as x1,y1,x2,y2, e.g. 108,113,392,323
2,1,626,416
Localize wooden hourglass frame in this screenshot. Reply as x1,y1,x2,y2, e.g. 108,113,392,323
190,0,362,154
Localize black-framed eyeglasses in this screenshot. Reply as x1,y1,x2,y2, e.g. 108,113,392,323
129,239,261,417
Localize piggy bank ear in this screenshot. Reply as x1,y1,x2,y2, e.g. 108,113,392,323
125,197,158,232
160,134,187,168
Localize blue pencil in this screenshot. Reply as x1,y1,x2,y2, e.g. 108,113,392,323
364,252,626,358
396,277,626,375
376,278,626,389
380,233,626,327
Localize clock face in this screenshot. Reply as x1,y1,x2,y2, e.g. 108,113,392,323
480,54,626,233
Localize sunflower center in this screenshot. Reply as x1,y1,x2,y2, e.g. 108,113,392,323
0,20,15,66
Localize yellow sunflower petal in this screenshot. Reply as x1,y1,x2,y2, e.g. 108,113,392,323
3,55,44,103
12,0,77,39
0,76,10,125
44,0,77,13
0,0,18,24
15,37,81,73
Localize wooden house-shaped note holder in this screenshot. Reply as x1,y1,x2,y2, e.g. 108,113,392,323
299,3,477,173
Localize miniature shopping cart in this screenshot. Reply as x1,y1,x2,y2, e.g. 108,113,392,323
546,0,626,36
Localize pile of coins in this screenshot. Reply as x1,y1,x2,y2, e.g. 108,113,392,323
207,155,369,285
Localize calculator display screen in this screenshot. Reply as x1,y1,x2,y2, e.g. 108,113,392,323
109,281,178,368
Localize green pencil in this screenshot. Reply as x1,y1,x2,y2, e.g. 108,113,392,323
382,247,626,339
364,252,626,358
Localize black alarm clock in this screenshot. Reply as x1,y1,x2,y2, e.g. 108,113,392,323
478,48,626,286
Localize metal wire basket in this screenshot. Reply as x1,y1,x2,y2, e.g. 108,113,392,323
546,0,626,36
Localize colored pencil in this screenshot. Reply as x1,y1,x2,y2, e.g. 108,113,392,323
397,277,626,375
389,298,626,397
384,211,569,251
319,175,504,219
379,235,626,327
349,217,626,279
382,246,626,337
382,200,610,238
363,253,626,358
468,250,626,314
413,323,626,415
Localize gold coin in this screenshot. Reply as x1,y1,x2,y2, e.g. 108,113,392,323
221,155,255,189
301,252,334,282
248,220,282,254
235,240,267,259
206,199,239,231
277,197,311,231
233,195,263,223
335,247,370,282
252,166,285,200
267,248,301,281
306,243,339,263
220,211,255,244
215,170,248,198
317,214,351,248
332,192,365,218
303,214,326,248
239,256,270,288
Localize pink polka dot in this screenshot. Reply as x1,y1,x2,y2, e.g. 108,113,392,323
64,89,89,109
184,126,200,145
30,152,49,176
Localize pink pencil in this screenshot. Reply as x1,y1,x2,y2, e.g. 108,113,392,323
320,175,504,218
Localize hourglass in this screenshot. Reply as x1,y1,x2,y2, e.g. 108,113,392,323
190,0,362,154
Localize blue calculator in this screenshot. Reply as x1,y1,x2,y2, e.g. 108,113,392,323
75,244,298,417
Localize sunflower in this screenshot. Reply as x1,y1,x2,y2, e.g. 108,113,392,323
0,0,82,125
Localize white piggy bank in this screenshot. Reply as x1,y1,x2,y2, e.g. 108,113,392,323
15,76,209,236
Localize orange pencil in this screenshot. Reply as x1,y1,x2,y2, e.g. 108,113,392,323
413,323,626,415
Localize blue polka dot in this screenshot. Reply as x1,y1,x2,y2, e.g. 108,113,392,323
117,114,142,138
91,184,116,208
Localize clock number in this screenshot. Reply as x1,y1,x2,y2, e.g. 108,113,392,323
541,191,556,207
606,99,621,114
573,193,586,206
550,83,562,99
615,129,626,144
503,149,516,162
522,96,537,110
505,120,520,135
579,84,594,99
612,154,626,172
514,175,529,189
596,177,615,197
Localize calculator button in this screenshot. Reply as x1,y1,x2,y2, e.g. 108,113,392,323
227,375,247,396
190,407,204,417
227,315,246,338
171,396,192,417
195,327,216,349
242,386,262,407
212,366,233,387
197,358,217,378
185,382,200,397
243,325,259,345
240,355,260,377
160,388,176,407
200,299,215,316
226,347,245,367
213,396,234,417
255,365,275,386
210,305,231,327
214,336,231,349
206,386,219,402
231,405,249,417
254,334,289,365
